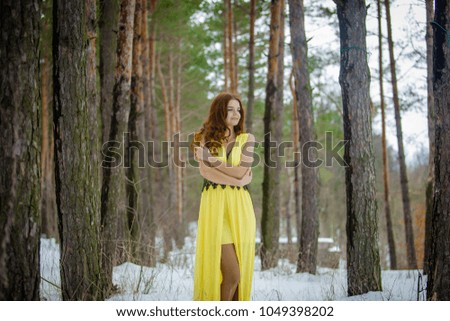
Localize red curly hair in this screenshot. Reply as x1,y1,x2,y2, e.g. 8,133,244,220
192,92,245,156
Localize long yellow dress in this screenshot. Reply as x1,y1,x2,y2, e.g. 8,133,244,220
193,133,256,301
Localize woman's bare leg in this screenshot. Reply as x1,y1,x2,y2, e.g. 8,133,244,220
220,244,240,301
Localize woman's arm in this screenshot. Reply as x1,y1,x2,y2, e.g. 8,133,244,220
200,133,255,180
198,158,252,186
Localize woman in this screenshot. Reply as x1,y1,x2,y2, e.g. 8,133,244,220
192,92,256,301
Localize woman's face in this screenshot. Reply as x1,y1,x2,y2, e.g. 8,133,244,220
225,99,241,129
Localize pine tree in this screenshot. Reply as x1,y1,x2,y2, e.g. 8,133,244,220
0,0,41,300
335,0,382,296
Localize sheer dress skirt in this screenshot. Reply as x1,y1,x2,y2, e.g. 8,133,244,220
193,180,256,301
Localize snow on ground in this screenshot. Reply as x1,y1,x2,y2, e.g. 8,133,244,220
40,234,425,301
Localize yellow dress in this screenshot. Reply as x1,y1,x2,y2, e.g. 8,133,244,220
193,133,256,301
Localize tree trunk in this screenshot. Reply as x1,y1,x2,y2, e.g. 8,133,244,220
277,0,286,250
227,0,237,93
288,0,318,275
384,0,417,269
0,0,41,300
223,0,230,91
141,0,157,267
100,0,120,149
423,0,435,275
289,69,302,254
100,0,136,293
156,49,175,259
336,0,382,296
246,0,256,133
126,0,145,261
377,0,397,270
40,6,58,240
427,0,450,301
283,169,292,246
86,0,100,175
99,0,120,290
261,0,283,270
174,38,186,248
53,0,105,300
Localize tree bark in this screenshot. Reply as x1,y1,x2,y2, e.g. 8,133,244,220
246,0,256,133
99,0,120,290
423,0,435,275
384,0,417,269
0,0,41,300
86,0,100,175
377,0,397,270
125,0,145,262
261,0,283,270
141,0,157,267
223,0,230,91
100,0,136,293
227,0,237,93
156,48,175,259
233,0,239,93
336,0,382,296
289,69,302,254
174,38,186,248
40,4,58,240
126,0,145,260
100,0,120,149
288,0,318,275
427,0,450,301
53,0,105,300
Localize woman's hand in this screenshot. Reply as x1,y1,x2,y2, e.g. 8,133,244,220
236,169,252,186
194,145,210,162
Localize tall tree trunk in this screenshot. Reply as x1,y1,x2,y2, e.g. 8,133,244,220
285,179,292,245
223,0,230,91
100,0,120,149
246,0,256,133
156,49,175,259
86,0,100,175
99,0,120,290
168,49,179,248
384,0,417,269
377,0,397,270
277,0,286,252
335,0,382,296
140,0,156,267
288,0,318,275
423,0,435,275
174,38,186,248
168,47,178,240
53,0,105,300
138,0,154,266
289,69,301,252
126,0,144,260
0,0,41,300
261,0,283,270
427,0,450,301
101,0,136,293
142,0,157,267
227,0,237,93
148,0,158,143
233,0,239,92
40,5,58,239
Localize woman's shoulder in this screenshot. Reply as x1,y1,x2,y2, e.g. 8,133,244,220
239,132,254,139
237,132,255,144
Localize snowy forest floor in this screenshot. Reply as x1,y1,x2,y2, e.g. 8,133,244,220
40,228,426,301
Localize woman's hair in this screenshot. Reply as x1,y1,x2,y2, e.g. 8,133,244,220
192,92,245,156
